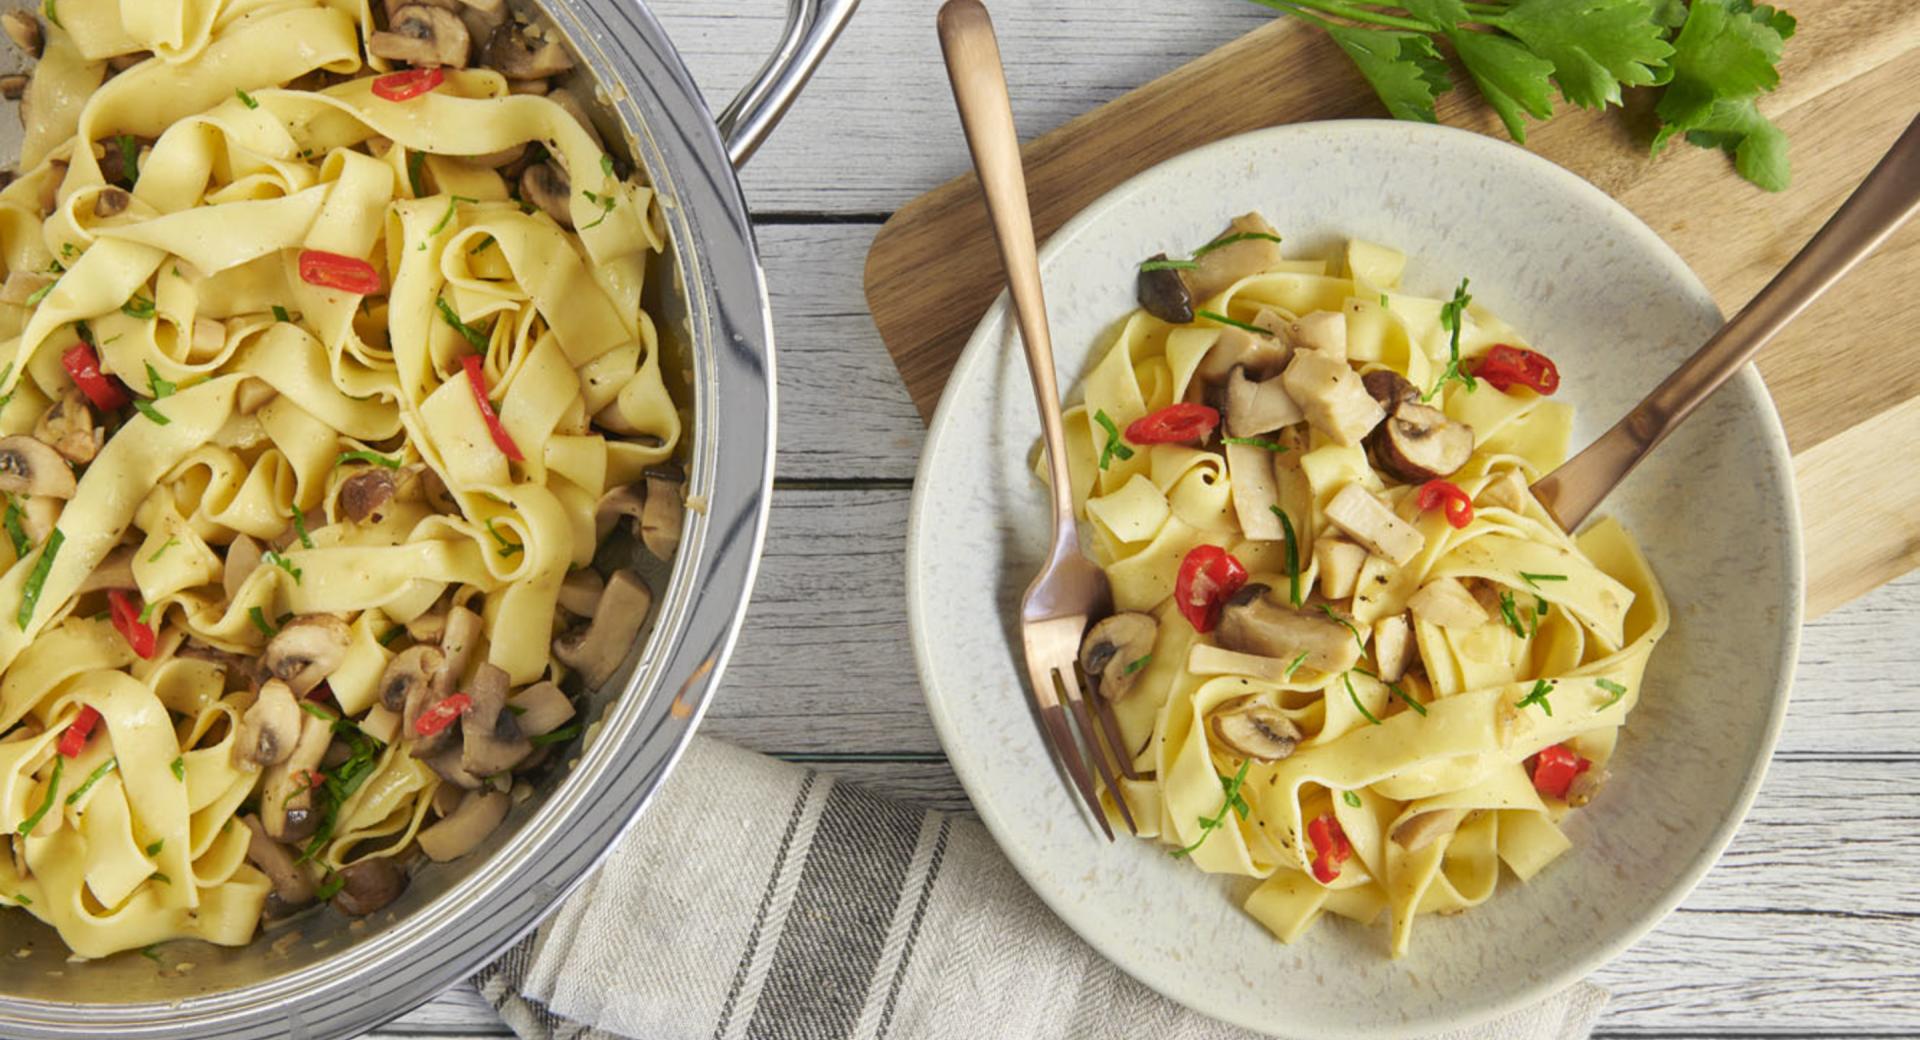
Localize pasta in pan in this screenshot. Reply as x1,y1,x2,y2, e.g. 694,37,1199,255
1053,217,1668,958
0,1,683,957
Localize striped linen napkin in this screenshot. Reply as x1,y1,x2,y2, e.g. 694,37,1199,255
473,737,1609,1040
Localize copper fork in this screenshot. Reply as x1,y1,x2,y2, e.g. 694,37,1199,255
937,0,1137,840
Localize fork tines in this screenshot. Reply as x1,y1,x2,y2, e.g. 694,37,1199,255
1021,615,1138,841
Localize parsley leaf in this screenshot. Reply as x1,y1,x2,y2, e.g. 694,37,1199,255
1483,0,1674,109
2,496,29,558
436,297,490,352
1092,409,1134,469
1651,0,1792,188
1171,759,1253,858
1320,22,1452,124
145,362,175,398
236,88,258,109
1516,678,1556,715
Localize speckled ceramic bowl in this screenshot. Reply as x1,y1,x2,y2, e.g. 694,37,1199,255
906,121,1803,1038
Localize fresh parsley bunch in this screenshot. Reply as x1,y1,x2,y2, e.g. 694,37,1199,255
1249,0,1797,190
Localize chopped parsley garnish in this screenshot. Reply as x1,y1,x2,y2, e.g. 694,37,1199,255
132,398,171,425
2,496,29,557
1344,672,1382,725
139,945,162,963
335,450,401,469
1283,650,1309,679
1424,277,1477,401
0,361,15,418
169,755,185,781
24,278,55,306
1221,436,1288,452
1171,758,1253,858
1532,595,1548,634
600,153,615,177
1318,604,1365,651
236,88,258,109
427,195,476,237
406,150,427,197
1497,590,1528,638
1195,308,1269,335
290,509,315,549
579,188,617,230
65,757,117,805
17,756,61,834
1122,653,1152,676
1596,677,1629,709
263,549,302,584
1342,790,1363,808
299,701,338,723
17,529,64,629
117,134,140,188
145,839,163,857
148,536,180,562
247,606,276,637
1190,230,1283,258
145,362,175,398
149,872,170,885
528,722,582,747
121,294,156,319
137,601,158,624
1378,292,1390,307
469,234,496,255
40,0,58,29
314,872,346,901
3,892,29,905
1272,505,1302,606
378,625,406,647
485,518,524,557
272,304,292,323
435,297,490,351
1092,409,1133,470
1519,571,1568,587
1138,257,1198,271
1516,679,1555,716
295,721,386,865
1358,667,1428,716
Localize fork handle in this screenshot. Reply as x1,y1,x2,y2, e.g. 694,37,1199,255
938,0,1075,533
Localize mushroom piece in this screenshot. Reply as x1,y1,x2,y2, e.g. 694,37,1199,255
1391,808,1467,852
1313,537,1368,600
1324,483,1424,566
1134,254,1193,324
262,712,332,842
460,663,532,778
33,389,99,464
1567,767,1610,808
1281,350,1384,447
0,436,77,499
1407,576,1489,630
93,187,131,218
1370,613,1416,683
1284,310,1348,360
1187,212,1284,300
1372,402,1474,484
377,645,445,713
235,681,302,768
405,606,448,644
263,614,352,696
506,680,574,736
556,568,603,617
417,788,509,861
640,467,684,560
177,640,263,692
73,544,135,595
1194,326,1290,388
1478,468,1529,513
223,533,264,602
329,856,409,916
2,10,40,58
544,88,603,149
1215,584,1362,675
338,467,397,523
1078,612,1158,700
483,22,574,79
1210,703,1302,761
431,604,482,699
368,5,471,67
551,569,651,688
1224,440,1284,541
234,377,277,416
592,483,645,542
1224,365,1303,438
1361,369,1420,414
519,163,572,228
0,73,25,101
241,814,315,914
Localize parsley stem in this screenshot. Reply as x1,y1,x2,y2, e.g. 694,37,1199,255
1250,0,1430,32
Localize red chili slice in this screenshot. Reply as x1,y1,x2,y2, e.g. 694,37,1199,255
414,692,472,737
370,67,445,102
1174,544,1248,633
297,249,382,296
1417,479,1474,529
60,343,131,411
1307,812,1352,884
460,355,525,462
1124,403,1220,445
1530,744,1591,800
107,589,157,660
56,705,101,758
1474,344,1561,395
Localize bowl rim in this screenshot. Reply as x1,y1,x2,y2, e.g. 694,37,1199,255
906,117,1806,1038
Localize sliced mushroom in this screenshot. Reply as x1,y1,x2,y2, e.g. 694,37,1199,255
1373,402,1474,484
234,680,302,768
1281,350,1384,447
459,662,531,778
1210,703,1301,761
224,533,264,602
1224,366,1303,438
235,377,277,416
330,856,409,916
506,680,574,736
551,569,650,688
1407,576,1489,630
93,187,131,218
262,713,331,842
456,0,508,42
241,814,315,914
177,640,263,692
1314,537,1369,600
73,544,135,595
1391,808,1467,852
1567,767,1609,808
1479,468,1529,513
417,788,509,861
33,389,99,464
404,605,448,644
640,467,684,560
1370,613,1416,683
1079,612,1158,700
1361,370,1420,414
431,604,482,699
1284,310,1347,360
408,693,466,760
593,482,645,542
0,436,76,499
1224,440,1284,541
1135,254,1193,324
1215,584,1361,675
1194,326,1290,388
2,10,40,58
263,614,351,695
484,22,574,79
377,645,445,713
368,5,471,67
519,162,571,228
1324,484,1424,566
0,73,25,101
545,88,603,149
556,568,603,617
338,467,398,523
0,270,52,305
1187,212,1283,300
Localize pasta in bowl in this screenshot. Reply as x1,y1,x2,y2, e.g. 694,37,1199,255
1060,215,1669,958
0,0,686,961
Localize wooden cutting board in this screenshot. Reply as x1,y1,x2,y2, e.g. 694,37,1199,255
864,3,1920,618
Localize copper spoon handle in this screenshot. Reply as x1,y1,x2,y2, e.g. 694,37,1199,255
1533,114,1920,532
937,0,1076,537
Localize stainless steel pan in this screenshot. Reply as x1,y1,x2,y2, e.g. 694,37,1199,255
0,0,856,1035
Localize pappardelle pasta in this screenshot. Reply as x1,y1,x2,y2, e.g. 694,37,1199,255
1055,215,1668,958
0,2,683,957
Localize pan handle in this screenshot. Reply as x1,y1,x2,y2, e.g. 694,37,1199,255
716,0,860,168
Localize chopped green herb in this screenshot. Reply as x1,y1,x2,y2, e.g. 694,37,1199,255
1596,677,1629,709
272,304,292,324
1092,409,1134,470
485,518,523,558
1344,672,1382,725
17,529,64,629
148,872,169,885
1138,257,1199,272
40,0,59,29
144,362,176,399
314,872,346,901
1190,230,1283,258
1424,277,1477,401
1171,758,1253,858
290,509,314,549
263,549,302,584
1519,571,1568,586
17,757,61,834
296,723,386,864
1122,653,1152,676
139,945,162,963
578,188,617,230
144,839,163,857
1516,679,1555,716
1384,674,1427,715
0,361,16,418
132,398,171,425
1272,505,1301,606
299,701,338,723
148,536,180,562
1497,590,1528,638
137,601,158,624
378,625,406,647
24,278,56,306
1283,650,1309,679
1533,594,1548,634
1318,604,1366,651
505,703,527,717
600,153,615,178
469,234,496,255
335,450,402,469
248,606,276,638
1379,292,1391,307
65,757,117,805
435,297,490,351
1195,308,1269,335
2,496,29,558
528,722,582,747
1342,790,1363,808
121,295,156,319
1221,435,1288,452
118,134,139,187
236,88,258,109
406,150,427,197
169,756,185,781
4,892,29,905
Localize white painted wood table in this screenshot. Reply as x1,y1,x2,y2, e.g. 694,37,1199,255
378,1,1920,1036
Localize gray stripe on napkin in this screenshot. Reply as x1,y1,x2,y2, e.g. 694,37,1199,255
872,813,951,1040
714,770,821,1040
